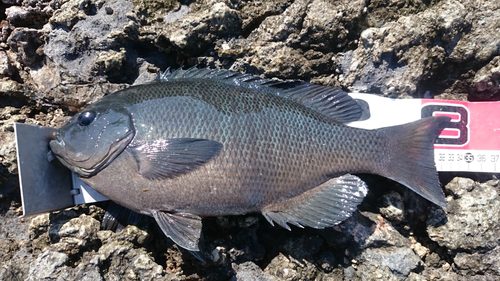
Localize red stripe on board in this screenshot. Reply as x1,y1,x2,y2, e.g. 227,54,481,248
422,99,500,150
434,112,460,121
440,128,460,138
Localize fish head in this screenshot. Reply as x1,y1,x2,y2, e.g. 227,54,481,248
49,105,135,177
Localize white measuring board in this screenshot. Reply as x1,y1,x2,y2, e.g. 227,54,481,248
349,93,500,173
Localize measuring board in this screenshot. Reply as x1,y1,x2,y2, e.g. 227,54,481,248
349,93,500,173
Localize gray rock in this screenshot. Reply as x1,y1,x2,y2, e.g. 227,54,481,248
24,208,166,281
379,191,405,222
32,0,136,106
340,0,466,97
166,2,241,54
0,205,31,281
346,263,400,281
0,118,19,174
281,234,324,260
232,261,277,281
0,263,27,281
356,246,421,278
51,213,100,255
454,247,500,276
2,0,500,280
447,1,500,64
49,0,98,30
341,211,411,250
0,77,23,97
26,250,69,280
228,0,355,80
472,56,500,100
339,212,423,279
99,224,151,246
343,0,500,99
98,240,164,280
0,50,14,77
427,177,500,250
28,213,52,252
265,252,321,281
5,3,50,27
7,27,44,67
71,262,104,281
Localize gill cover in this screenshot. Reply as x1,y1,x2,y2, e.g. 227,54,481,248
50,107,135,177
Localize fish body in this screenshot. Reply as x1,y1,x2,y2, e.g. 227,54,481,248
50,67,449,252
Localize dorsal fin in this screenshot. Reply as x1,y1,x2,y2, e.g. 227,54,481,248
271,82,363,123
157,67,363,124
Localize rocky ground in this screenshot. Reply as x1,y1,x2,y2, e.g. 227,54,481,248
1,0,500,280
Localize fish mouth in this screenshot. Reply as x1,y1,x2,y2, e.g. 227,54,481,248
52,131,63,145
49,133,65,160
50,130,135,178
74,130,135,177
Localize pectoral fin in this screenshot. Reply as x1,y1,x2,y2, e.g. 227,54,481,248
128,138,223,180
262,174,368,230
153,211,202,251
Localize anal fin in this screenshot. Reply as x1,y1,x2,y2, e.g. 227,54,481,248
262,174,368,230
153,211,202,251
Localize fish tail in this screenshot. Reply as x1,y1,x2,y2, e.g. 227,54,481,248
378,116,451,207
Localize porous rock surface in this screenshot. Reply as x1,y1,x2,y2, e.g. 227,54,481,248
1,0,499,280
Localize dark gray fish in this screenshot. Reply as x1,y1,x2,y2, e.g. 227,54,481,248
49,67,449,252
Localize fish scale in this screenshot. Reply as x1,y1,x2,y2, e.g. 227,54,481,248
50,67,449,253
85,80,398,209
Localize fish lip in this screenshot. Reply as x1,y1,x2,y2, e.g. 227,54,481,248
72,129,135,177
48,136,64,160
48,128,135,178
52,131,63,145
49,132,65,159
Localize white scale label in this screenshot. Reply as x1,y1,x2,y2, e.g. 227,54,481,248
349,93,500,173
435,149,500,173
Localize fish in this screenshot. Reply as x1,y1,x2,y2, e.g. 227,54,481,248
49,67,450,253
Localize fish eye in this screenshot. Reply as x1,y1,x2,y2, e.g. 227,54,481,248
78,111,97,126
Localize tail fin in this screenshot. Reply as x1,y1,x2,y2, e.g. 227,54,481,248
379,116,450,207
